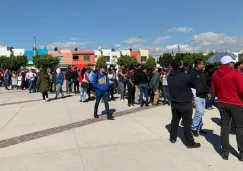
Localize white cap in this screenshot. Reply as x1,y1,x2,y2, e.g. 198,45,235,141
221,56,236,64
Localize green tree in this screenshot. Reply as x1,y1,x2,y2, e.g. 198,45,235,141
117,55,137,68
0,55,27,70
146,56,156,68
95,56,107,68
33,54,59,69
157,53,173,67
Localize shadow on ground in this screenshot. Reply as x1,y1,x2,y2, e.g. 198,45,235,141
165,124,238,158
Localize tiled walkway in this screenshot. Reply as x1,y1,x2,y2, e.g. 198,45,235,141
0,88,242,171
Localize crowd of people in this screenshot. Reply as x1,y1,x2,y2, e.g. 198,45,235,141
0,55,243,161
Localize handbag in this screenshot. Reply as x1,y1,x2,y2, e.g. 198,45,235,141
81,74,90,88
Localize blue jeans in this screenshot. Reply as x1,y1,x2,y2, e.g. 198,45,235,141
206,88,215,109
80,87,87,101
162,85,170,103
28,80,33,93
94,92,110,116
139,84,148,105
192,97,206,131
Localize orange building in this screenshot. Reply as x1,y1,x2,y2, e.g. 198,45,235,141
49,50,95,68
130,51,140,62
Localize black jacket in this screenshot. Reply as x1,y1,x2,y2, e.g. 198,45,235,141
72,71,79,81
137,71,149,85
190,69,209,98
168,69,196,103
134,69,139,85
65,71,73,81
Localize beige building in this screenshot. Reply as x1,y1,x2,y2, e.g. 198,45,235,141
139,50,149,63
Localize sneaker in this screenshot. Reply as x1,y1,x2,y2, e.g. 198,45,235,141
140,104,144,107
199,130,207,136
222,154,229,160
45,98,49,102
187,142,201,149
238,155,243,162
94,115,99,119
79,100,82,102
145,104,149,107
170,139,176,144
107,115,115,120
192,130,199,137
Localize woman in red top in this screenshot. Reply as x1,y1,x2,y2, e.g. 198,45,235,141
79,68,90,102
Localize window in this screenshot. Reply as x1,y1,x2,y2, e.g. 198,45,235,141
112,56,117,58
95,55,98,58
58,56,64,62
104,56,110,62
141,56,147,62
84,55,90,61
73,55,79,61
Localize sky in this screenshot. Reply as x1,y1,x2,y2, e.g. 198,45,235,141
1,0,243,57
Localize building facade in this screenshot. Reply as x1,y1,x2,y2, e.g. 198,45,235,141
139,50,149,63
24,49,48,65
0,46,24,57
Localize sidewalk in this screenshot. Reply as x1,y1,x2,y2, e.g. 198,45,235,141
0,88,242,171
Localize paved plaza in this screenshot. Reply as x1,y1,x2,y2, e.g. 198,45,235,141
0,88,242,171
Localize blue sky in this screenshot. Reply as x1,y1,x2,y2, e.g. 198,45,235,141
1,0,243,56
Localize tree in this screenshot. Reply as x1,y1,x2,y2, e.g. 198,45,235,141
0,56,27,70
117,55,137,69
157,53,173,67
33,54,59,69
146,56,156,68
95,56,107,68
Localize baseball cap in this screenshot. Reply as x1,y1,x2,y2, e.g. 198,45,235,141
221,56,236,64
99,64,107,69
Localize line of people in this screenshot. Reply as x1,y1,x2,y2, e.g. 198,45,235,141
168,56,243,162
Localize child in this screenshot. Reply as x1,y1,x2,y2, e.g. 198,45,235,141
11,72,18,90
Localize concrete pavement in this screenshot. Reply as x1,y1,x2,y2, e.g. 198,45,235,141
0,88,242,171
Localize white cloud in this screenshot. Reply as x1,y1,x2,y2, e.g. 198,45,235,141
123,37,146,44
41,41,90,50
70,38,80,41
113,44,121,48
168,27,193,33
153,36,170,45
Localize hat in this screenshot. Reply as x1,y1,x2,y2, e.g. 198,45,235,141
221,56,236,64
99,64,107,69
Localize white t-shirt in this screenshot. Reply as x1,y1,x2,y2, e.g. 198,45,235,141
162,75,168,86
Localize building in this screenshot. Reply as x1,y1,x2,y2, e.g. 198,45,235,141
130,51,140,62
49,50,95,68
0,46,24,57
24,49,48,65
139,50,149,63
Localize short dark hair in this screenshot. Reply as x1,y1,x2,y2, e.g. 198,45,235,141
158,68,162,73
172,59,182,69
194,59,204,68
234,62,242,69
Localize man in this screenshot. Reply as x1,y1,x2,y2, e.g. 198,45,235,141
134,64,141,104
65,68,73,94
118,64,127,101
167,59,200,149
234,61,243,72
190,59,210,137
73,68,79,94
150,68,162,105
3,69,10,90
211,56,243,161
92,64,114,120
55,68,65,99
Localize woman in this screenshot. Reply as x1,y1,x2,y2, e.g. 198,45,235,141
138,66,149,107
127,66,135,106
79,67,90,102
161,68,170,105
107,68,115,100
37,69,51,102
11,71,18,90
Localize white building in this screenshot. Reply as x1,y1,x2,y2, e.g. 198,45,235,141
0,46,24,57
95,49,121,67
120,50,130,56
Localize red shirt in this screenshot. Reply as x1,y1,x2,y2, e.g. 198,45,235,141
78,73,90,82
211,65,243,106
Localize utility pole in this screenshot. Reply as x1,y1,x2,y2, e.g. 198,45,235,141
178,44,180,54
33,35,37,56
